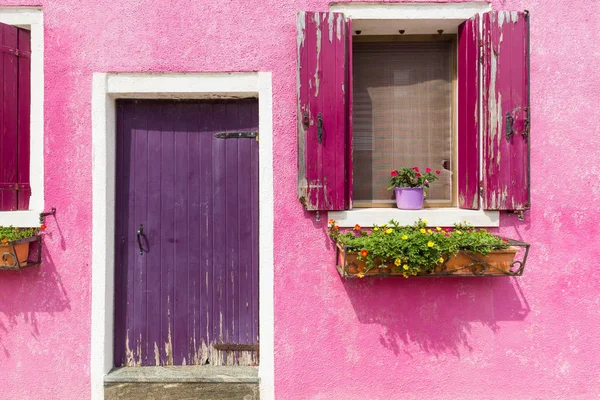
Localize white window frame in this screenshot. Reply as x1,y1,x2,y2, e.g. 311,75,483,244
91,73,274,400
0,7,44,227
329,2,499,227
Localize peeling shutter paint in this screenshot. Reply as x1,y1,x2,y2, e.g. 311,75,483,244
482,11,530,211
297,11,351,211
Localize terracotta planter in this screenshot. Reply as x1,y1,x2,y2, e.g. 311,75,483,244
435,247,520,275
336,243,521,278
0,242,30,269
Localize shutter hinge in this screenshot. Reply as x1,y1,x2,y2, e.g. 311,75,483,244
9,49,20,57
479,181,484,197
214,131,258,140
14,183,19,191
524,107,530,138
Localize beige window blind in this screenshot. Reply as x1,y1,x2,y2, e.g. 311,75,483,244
353,40,453,204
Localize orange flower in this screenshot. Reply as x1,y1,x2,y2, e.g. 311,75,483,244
360,249,368,257
328,219,335,225
40,224,47,231
354,224,361,231
1,238,7,244
333,225,339,231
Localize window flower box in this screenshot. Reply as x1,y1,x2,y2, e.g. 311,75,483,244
330,219,529,278
0,227,42,270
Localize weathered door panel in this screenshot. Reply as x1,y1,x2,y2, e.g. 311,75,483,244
482,11,530,210
115,99,259,367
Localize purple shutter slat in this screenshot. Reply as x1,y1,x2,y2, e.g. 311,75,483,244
482,11,530,211
0,23,19,211
297,12,350,211
457,15,480,210
17,27,31,210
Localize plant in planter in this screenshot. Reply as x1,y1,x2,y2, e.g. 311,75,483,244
388,167,440,209
328,219,523,278
0,226,43,269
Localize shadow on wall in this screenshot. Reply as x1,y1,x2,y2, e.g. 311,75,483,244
0,239,71,358
342,276,529,357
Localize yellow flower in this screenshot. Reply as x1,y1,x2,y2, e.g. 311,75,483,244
401,235,408,240
427,229,433,234
457,230,462,235
420,228,426,234
403,264,409,270
439,257,444,263
427,241,435,247
403,272,409,278
436,227,442,231
356,272,365,278
373,227,379,231
385,228,393,234
394,258,402,267
422,219,428,225
381,223,387,227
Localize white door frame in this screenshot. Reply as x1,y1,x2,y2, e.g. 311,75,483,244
90,72,274,400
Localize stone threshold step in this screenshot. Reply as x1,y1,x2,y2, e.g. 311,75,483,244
105,366,259,384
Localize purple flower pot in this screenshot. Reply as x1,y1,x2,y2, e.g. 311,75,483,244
394,187,424,210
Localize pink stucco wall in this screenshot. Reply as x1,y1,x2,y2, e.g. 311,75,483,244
0,0,599,398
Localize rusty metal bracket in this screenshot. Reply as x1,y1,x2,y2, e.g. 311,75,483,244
214,131,258,139
505,112,514,141
317,113,323,144
524,107,530,138
212,343,259,352
39,207,56,224
302,112,310,130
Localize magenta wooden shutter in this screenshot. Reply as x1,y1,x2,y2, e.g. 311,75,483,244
297,11,351,211
17,28,31,210
0,22,19,211
0,22,30,211
457,15,480,210
482,11,530,211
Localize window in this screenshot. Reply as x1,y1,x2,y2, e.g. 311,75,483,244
0,22,30,211
0,8,43,227
296,8,530,219
352,36,454,207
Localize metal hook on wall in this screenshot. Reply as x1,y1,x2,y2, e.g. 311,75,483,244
39,207,56,224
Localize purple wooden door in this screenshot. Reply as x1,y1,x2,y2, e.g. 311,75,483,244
114,99,259,367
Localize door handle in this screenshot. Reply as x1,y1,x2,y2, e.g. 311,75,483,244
137,224,144,255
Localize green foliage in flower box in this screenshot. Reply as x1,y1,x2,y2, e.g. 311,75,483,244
0,226,40,243
328,219,508,278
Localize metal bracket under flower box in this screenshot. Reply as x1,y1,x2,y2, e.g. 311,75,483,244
0,235,42,271
335,236,530,278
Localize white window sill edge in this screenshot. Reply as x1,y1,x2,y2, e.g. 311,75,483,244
329,208,499,228
0,210,42,227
